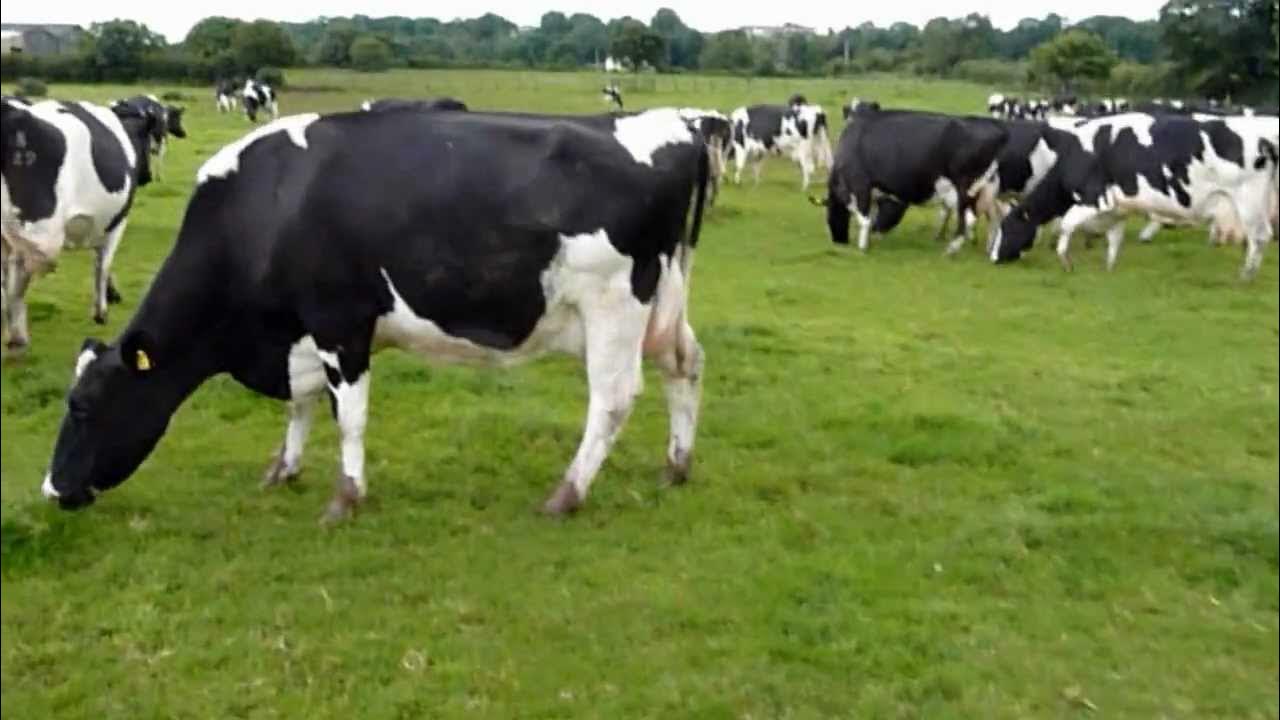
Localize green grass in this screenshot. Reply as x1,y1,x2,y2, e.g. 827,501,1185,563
2,69,1277,719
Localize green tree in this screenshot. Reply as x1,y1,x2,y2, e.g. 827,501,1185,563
567,14,608,63
700,30,754,71
1028,29,1118,91
184,17,243,60
312,23,359,66
997,15,1064,59
87,20,166,80
539,11,572,37
1076,16,1161,62
609,19,665,70
349,34,392,71
232,20,298,70
1160,0,1278,100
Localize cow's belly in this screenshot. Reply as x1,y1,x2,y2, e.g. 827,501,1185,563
371,229,639,368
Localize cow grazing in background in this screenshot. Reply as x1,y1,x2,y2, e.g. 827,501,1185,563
1,97,157,351
111,95,187,181
602,84,624,110
215,79,238,113
39,108,711,523
816,108,1007,255
242,80,278,123
991,113,1278,278
842,98,881,120
360,97,469,113
729,103,832,190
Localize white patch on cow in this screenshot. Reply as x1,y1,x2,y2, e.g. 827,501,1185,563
332,372,370,492
1025,139,1059,196
287,335,328,399
41,472,59,499
74,347,98,379
360,100,373,111
612,109,695,166
373,229,640,369
196,114,319,184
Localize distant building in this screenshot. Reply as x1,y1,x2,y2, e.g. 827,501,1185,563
0,23,87,56
740,23,817,39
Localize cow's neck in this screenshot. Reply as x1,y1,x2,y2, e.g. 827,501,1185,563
119,237,230,411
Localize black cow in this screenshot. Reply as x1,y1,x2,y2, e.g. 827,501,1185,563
602,85,623,110
39,108,710,523
360,97,469,113
2,97,157,351
818,108,1007,255
991,112,1278,277
111,95,187,180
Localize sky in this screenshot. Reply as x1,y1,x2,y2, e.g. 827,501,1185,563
3,0,1168,44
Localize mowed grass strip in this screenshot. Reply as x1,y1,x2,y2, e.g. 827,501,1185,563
1,69,1276,718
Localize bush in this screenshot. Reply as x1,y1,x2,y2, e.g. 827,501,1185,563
16,77,48,97
255,66,286,88
349,35,393,72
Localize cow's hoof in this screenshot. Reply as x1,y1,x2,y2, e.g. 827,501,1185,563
261,447,298,488
664,450,692,486
1058,255,1074,273
106,284,123,305
319,474,361,525
4,338,29,357
541,481,581,517
92,311,107,325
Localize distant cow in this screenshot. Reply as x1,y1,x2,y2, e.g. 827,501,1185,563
729,103,832,190
602,84,623,110
991,112,1278,278
817,108,1007,255
39,108,711,523
2,97,157,351
842,98,881,120
111,95,187,180
242,80,278,123
676,108,732,205
360,97,469,113
215,79,238,113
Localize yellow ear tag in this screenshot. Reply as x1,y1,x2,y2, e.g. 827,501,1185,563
135,349,152,372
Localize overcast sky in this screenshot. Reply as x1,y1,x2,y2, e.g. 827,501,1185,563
5,0,1168,44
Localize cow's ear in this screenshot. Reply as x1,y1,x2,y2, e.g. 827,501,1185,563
120,330,157,375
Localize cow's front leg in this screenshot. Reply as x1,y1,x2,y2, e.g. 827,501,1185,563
543,293,647,515
945,199,971,256
653,319,703,485
4,250,34,352
93,220,127,324
263,394,320,488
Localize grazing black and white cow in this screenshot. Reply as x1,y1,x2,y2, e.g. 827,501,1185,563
991,112,1279,277
729,103,832,189
359,97,469,113
215,79,238,113
2,97,156,351
38,108,710,523
817,108,1007,255
241,80,278,123
602,84,623,110
111,95,187,180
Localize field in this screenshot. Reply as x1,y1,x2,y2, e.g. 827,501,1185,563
2,69,1277,718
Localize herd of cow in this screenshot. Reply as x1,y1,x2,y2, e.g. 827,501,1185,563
1,79,1276,524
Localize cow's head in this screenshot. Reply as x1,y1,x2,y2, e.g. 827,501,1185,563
166,106,187,138
42,332,172,509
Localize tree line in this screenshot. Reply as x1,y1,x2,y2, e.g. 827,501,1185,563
1,2,1276,103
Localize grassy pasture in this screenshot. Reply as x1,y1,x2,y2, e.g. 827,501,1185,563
1,69,1277,718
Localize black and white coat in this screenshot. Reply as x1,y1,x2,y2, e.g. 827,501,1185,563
111,95,186,181
40,108,711,523
215,79,239,113
242,80,278,123
2,97,155,351
992,112,1279,277
729,103,832,190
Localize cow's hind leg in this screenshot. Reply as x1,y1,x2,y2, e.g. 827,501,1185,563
1104,222,1125,271
307,322,376,524
653,319,703,485
93,220,127,324
543,292,648,515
